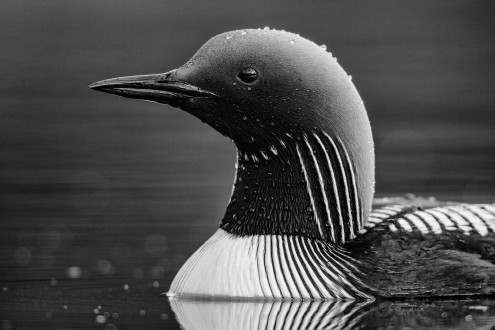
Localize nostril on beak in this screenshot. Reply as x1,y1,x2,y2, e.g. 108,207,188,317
157,69,178,83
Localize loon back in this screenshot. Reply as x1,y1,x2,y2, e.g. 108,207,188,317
89,28,495,300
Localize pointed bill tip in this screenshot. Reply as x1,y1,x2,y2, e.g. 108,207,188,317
88,80,108,90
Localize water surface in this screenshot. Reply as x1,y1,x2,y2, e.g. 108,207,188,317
1,1,494,329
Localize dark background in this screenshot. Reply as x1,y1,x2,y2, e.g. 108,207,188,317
1,0,494,307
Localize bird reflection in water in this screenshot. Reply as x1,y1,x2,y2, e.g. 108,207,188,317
168,298,495,329
169,298,369,330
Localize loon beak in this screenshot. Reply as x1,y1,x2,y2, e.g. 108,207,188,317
89,70,218,106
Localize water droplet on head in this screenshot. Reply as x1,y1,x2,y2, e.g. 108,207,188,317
348,75,353,80
290,39,295,44
226,35,233,40
320,44,327,50
263,26,270,32
241,30,247,35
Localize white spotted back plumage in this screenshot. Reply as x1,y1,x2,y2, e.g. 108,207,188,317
365,203,495,237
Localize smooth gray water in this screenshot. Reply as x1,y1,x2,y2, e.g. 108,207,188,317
1,1,495,329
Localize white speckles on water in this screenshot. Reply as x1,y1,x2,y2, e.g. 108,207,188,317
285,133,293,138
94,308,99,314
153,280,160,288
95,315,106,324
247,87,252,91
139,310,146,316
290,39,295,44
232,82,236,86
320,44,327,50
97,259,114,276
67,266,82,279
270,146,278,155
263,26,270,32
260,151,269,160
241,30,247,35
469,305,489,312
123,284,129,291
226,35,233,40
242,116,248,120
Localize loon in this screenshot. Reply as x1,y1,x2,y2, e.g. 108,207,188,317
90,28,495,300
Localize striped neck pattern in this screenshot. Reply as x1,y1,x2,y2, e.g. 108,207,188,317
221,131,364,245
296,132,363,244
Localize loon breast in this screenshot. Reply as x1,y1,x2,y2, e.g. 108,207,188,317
89,28,495,300
168,229,371,300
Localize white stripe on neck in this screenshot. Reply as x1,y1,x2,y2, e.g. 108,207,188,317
303,135,338,242
296,144,325,239
312,133,345,242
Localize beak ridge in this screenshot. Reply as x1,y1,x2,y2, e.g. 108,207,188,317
89,70,217,103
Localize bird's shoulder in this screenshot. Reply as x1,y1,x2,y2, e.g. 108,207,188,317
344,200,495,297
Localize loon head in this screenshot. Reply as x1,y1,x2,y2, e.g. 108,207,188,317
90,28,374,245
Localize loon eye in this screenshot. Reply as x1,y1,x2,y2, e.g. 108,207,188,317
237,67,258,84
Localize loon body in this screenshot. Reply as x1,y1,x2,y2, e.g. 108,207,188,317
90,28,495,300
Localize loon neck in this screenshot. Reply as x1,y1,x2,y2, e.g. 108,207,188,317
220,131,366,244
